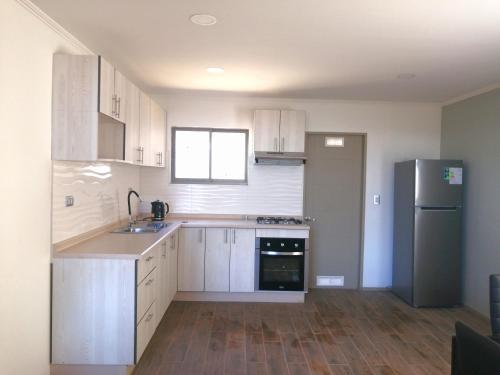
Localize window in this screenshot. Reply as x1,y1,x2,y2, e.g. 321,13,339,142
172,127,248,184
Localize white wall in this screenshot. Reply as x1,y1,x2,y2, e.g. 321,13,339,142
143,95,442,287
0,1,89,373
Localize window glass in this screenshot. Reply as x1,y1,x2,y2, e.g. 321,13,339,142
211,132,247,180
174,130,210,179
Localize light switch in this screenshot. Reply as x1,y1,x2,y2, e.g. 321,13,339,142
373,194,380,205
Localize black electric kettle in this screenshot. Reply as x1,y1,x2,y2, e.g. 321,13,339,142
151,200,169,221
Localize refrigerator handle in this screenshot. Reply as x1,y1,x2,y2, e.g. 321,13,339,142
418,206,459,211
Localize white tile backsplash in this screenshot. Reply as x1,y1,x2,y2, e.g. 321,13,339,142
52,161,140,243
139,162,304,216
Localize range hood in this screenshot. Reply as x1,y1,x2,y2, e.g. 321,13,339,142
254,151,307,166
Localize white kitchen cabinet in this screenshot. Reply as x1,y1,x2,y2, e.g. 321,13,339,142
168,230,178,303
230,229,256,292
254,110,281,152
150,99,167,167
138,92,152,166
205,228,231,292
279,110,306,153
99,57,127,123
253,109,305,153
124,80,140,163
157,239,169,320
178,228,205,291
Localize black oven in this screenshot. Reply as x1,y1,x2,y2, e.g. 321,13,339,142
258,237,305,291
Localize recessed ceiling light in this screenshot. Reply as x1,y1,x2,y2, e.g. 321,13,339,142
397,73,416,80
190,14,217,26
206,67,224,74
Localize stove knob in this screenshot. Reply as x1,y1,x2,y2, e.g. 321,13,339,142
280,243,285,247
267,242,271,247
294,243,298,248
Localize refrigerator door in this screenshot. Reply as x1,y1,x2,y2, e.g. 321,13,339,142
413,207,462,307
415,159,463,207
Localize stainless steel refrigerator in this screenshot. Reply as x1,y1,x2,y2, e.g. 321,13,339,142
392,159,463,307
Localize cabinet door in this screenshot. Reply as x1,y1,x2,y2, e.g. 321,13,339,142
205,228,230,292
254,110,280,152
178,228,205,291
139,91,152,166
279,110,306,152
114,69,128,123
156,239,169,320
168,231,178,303
124,80,141,163
230,229,256,292
150,99,166,167
99,57,115,119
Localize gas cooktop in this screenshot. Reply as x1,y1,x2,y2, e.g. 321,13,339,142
256,216,303,225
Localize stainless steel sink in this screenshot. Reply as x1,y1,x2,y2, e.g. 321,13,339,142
112,222,169,234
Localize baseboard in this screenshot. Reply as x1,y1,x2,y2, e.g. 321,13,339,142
174,291,305,303
51,364,134,375
359,287,392,291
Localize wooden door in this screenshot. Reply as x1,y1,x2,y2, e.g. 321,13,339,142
139,91,152,166
205,228,230,292
229,229,256,292
114,69,127,123
178,228,205,291
279,110,306,152
98,57,115,119
304,134,364,289
150,99,166,167
254,110,280,152
124,80,140,163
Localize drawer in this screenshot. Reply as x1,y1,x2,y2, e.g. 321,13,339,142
137,268,156,323
136,301,156,362
137,244,160,285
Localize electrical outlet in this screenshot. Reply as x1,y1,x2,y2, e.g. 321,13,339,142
65,195,74,207
317,276,344,287
373,194,381,205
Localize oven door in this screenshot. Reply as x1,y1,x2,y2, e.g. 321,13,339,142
259,251,305,291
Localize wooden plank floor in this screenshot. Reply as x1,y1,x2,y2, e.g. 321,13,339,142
133,289,490,375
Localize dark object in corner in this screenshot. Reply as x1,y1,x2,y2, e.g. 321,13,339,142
490,274,500,343
451,321,500,375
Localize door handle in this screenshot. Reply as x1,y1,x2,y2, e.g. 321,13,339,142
281,137,285,151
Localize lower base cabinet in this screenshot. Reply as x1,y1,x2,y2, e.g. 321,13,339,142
51,229,179,366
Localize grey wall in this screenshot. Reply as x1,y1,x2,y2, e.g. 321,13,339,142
441,88,500,316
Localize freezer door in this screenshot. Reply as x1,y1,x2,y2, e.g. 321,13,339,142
415,159,463,207
413,207,462,307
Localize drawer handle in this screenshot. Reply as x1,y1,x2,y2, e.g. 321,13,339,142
145,278,154,286
145,256,153,262
145,313,154,322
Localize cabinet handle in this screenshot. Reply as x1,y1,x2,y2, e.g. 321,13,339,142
274,137,278,151
156,152,162,166
145,278,154,286
145,313,154,322
232,229,236,244
145,255,153,262
198,229,203,243
281,137,285,151
112,94,117,115
224,229,228,244
160,152,163,166
117,97,121,118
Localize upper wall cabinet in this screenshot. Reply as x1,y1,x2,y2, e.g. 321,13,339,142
52,54,166,166
254,109,306,153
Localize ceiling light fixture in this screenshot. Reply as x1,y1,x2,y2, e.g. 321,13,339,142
206,67,224,74
190,14,217,26
397,73,416,80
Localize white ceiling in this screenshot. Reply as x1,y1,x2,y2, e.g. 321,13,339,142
33,0,500,102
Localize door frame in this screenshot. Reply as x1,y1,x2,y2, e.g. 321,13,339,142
304,132,367,289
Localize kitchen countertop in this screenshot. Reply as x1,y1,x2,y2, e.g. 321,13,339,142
53,219,309,260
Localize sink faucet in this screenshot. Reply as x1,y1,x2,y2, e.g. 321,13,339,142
127,189,141,225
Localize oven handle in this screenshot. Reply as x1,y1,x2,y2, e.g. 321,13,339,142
261,251,304,256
